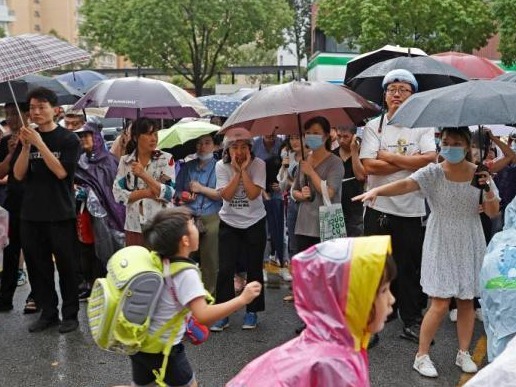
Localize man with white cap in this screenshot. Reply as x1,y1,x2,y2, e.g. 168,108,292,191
359,69,436,347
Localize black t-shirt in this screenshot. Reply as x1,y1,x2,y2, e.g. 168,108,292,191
18,125,80,222
0,134,24,213
332,148,364,203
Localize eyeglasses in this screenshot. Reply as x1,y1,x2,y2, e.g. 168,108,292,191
386,87,412,96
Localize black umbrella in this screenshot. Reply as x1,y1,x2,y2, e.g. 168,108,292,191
494,72,516,83
388,80,516,128
347,56,469,105
344,45,427,85
0,74,83,105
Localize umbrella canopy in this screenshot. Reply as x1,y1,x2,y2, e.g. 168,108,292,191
344,45,427,85
0,34,91,83
431,52,504,80
55,70,107,93
388,80,516,128
198,94,242,117
495,72,516,83
230,88,258,101
0,74,82,105
221,81,380,136
158,120,219,150
348,56,469,105
72,77,211,119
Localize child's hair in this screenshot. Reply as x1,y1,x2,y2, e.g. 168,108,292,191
367,254,397,325
142,207,193,257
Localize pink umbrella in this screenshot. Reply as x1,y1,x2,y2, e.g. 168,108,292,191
220,81,380,136
431,52,504,80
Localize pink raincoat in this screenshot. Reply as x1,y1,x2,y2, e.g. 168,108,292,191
227,236,392,387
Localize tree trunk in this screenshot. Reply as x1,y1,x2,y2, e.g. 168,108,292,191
194,77,204,97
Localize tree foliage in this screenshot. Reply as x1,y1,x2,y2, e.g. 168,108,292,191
285,0,312,79
316,0,496,55
79,0,293,95
492,0,516,66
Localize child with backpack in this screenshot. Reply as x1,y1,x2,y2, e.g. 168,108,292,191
113,207,262,387
227,236,396,387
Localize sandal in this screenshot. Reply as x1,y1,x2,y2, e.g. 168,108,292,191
23,298,39,314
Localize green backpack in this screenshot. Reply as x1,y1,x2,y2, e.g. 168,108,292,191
87,245,212,386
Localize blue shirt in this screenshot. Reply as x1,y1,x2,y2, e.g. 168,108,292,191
252,137,283,161
175,158,221,216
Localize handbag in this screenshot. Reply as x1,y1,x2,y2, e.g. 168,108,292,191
319,180,347,241
77,201,94,244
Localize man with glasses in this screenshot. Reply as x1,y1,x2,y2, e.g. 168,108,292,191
359,69,436,346
63,108,86,132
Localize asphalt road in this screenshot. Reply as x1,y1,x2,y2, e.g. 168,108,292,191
0,280,486,387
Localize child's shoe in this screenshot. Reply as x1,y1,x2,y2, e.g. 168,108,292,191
210,318,229,332
242,312,257,330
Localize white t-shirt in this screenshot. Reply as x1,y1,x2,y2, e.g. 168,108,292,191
360,116,436,217
216,158,267,228
148,269,206,346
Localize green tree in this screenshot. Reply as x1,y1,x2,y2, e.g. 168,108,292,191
79,0,293,95
492,0,516,66
317,0,496,55
285,0,312,80
0,28,6,38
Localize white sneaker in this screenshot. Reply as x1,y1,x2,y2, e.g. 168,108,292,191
475,308,483,322
413,354,438,378
263,269,268,284
449,309,458,322
455,350,477,373
279,267,292,282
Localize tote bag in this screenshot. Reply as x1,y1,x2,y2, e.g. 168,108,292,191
319,180,346,241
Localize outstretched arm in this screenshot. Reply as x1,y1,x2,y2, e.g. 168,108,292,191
352,177,420,203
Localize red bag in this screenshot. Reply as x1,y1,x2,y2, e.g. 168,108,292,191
185,315,210,345
76,202,94,244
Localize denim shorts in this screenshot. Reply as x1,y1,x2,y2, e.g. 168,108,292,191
130,343,195,387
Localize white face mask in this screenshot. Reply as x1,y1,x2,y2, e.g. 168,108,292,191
197,152,213,161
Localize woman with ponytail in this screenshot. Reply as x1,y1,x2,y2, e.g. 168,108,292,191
113,118,175,246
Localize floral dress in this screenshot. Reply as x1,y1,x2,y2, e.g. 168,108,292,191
113,150,175,233
410,163,498,299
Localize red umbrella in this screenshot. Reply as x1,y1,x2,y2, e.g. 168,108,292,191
431,51,504,80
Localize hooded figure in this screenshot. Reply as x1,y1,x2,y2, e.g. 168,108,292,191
479,196,516,362
227,235,392,387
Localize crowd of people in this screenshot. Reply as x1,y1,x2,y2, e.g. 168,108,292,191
0,66,515,385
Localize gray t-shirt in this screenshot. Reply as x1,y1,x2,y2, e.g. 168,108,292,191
216,158,267,228
293,154,344,238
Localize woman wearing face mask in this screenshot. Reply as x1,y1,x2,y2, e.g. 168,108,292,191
174,134,222,295
353,127,500,378
291,116,344,253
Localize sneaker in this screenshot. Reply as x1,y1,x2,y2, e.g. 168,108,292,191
413,354,438,378
455,350,478,373
401,324,421,343
210,318,229,332
242,312,257,330
17,269,27,286
279,267,292,282
475,308,483,322
78,288,91,302
59,319,79,334
449,309,458,322
28,317,60,333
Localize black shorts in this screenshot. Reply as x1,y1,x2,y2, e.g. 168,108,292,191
130,344,195,387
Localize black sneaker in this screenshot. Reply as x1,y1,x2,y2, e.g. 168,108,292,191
59,319,79,334
28,317,60,333
78,288,91,302
400,324,435,345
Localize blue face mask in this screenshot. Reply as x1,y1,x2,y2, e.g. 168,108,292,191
304,134,324,150
440,146,465,164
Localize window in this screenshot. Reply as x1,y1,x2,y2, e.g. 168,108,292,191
34,11,40,17
34,24,40,31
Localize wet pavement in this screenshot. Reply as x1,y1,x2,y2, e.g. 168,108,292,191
0,280,485,386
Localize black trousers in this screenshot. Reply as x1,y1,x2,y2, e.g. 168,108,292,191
216,217,266,313
20,219,79,321
0,213,21,305
364,207,426,327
